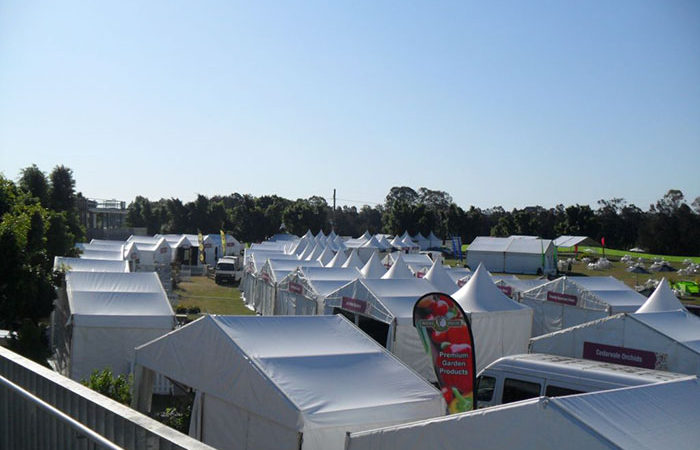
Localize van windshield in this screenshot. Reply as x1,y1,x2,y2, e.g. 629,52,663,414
216,263,236,271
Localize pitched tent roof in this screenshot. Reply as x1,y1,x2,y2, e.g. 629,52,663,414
345,378,700,450
360,252,388,279
79,249,124,261
381,253,414,279
134,315,444,450
553,235,599,247
374,235,393,251
342,249,364,270
636,279,686,313
316,246,335,267
452,264,530,313
361,235,383,249
427,232,442,248
423,259,457,294
325,248,347,268
359,231,372,240
389,236,410,249
401,235,418,248
54,256,129,273
305,243,325,261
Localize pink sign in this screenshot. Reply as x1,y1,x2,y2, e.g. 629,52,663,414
583,342,666,370
261,272,270,282
546,291,577,306
288,282,303,294
342,297,369,314
497,285,513,297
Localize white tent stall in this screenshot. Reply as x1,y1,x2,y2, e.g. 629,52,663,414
493,277,549,300
51,271,174,382
341,249,364,270
345,378,700,450
79,248,124,261
202,233,241,265
423,259,458,294
521,276,647,336
276,266,360,315
132,315,444,450
467,236,556,275
381,253,415,279
412,232,430,251
452,264,533,373
325,248,347,268
251,257,315,314
529,281,700,376
383,252,433,275
324,278,439,382
427,231,442,249
359,252,387,279
53,256,129,273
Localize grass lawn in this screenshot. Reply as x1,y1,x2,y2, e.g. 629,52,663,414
174,276,253,316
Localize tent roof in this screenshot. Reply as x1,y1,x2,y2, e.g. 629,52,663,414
423,259,457,294
469,236,553,254
360,278,439,319
452,264,529,312
79,249,124,261
346,378,700,450
553,235,598,247
637,279,686,313
631,311,700,353
342,249,364,270
382,253,414,279
305,243,325,261
316,246,335,266
135,315,441,429
568,276,647,309
374,235,393,250
361,236,382,249
54,257,129,273
65,272,173,327
360,252,387,279
325,248,347,268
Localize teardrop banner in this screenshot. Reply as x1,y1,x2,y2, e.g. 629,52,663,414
413,292,476,413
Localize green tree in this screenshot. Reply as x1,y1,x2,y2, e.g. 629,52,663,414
19,164,49,207
82,368,132,405
48,165,76,212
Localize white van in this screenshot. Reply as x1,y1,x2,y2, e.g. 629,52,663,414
476,353,693,408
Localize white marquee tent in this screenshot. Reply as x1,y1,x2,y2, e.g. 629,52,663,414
359,252,387,279
521,276,647,336
324,278,439,382
325,248,347,268
345,378,700,450
53,256,129,273
453,264,533,373
132,315,444,450
423,258,458,294
530,281,700,376
467,236,556,275
341,249,364,270
52,271,174,382
275,266,360,315
381,253,415,279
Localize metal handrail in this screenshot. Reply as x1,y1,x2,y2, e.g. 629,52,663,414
0,374,123,450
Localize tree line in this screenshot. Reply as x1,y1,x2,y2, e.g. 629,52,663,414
125,186,700,257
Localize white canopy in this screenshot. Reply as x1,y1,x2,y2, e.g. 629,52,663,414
390,235,411,249
381,253,414,279
452,264,533,372
412,232,430,251
133,315,444,450
79,248,124,261
276,266,360,315
54,256,129,273
325,249,347,268
553,235,598,247
530,308,700,376
636,279,686,313
316,246,335,267
423,259,458,294
427,231,442,249
341,249,364,270
467,236,556,275
374,234,393,251
55,271,174,381
324,278,439,381
346,378,700,450
360,252,388,279
522,276,647,336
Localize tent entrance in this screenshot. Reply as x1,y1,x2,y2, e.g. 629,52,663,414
333,308,389,348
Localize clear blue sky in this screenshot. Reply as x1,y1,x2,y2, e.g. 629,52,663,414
1,1,699,210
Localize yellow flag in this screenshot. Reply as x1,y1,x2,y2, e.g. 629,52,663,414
220,230,227,257
198,231,205,263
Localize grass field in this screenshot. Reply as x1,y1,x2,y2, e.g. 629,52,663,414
174,276,253,316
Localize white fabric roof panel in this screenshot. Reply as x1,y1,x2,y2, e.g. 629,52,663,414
360,252,387,279
346,379,700,450
54,257,129,273
135,315,444,448
79,249,124,261
637,281,686,314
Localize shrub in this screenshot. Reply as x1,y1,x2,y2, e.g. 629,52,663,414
82,368,132,405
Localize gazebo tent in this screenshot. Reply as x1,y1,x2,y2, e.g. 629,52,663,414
381,253,415,279
324,278,439,382
412,233,430,251
359,252,387,279
374,235,394,251
521,276,647,336
325,248,347,268
382,252,433,275
305,243,325,262
202,233,242,265
529,281,700,376
52,271,174,382
276,267,360,315
254,259,322,315
493,278,549,300
341,249,364,270
423,259,458,294
389,235,411,251
427,231,442,249
240,249,295,308
466,236,556,275
553,235,599,248
345,378,700,450
316,246,335,267
53,256,129,273
400,235,420,253
452,264,533,373
132,315,444,450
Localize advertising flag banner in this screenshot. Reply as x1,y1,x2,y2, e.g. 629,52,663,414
220,230,227,257
413,292,476,413
198,231,205,263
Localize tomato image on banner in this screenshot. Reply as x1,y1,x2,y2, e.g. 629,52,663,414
413,293,476,413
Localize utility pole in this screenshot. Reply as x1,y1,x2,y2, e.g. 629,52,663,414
332,189,336,231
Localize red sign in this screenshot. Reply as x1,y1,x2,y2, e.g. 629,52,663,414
497,285,513,297
417,271,425,278
260,272,270,282
160,247,167,254
582,342,667,370
414,293,476,413
288,282,303,294
341,297,369,314
547,291,577,306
